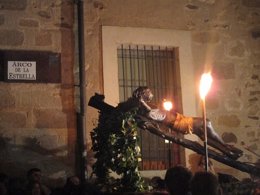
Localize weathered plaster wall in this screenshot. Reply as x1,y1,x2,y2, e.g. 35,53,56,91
84,0,260,179
0,0,76,187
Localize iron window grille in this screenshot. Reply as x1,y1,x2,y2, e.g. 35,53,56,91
117,44,183,170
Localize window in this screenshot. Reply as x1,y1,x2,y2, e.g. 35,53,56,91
102,26,197,170
117,44,182,169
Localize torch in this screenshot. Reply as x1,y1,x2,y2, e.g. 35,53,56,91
199,72,213,171
163,99,173,167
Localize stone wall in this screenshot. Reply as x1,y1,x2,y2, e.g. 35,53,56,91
0,0,76,187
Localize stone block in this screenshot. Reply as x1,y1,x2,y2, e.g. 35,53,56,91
218,114,241,127
197,0,215,4
224,99,242,111
251,74,259,80
242,0,260,8
60,88,75,111
253,64,260,70
185,4,199,10
35,31,52,46
250,91,260,96
248,105,259,115
212,62,235,80
0,89,15,109
60,29,74,56
19,19,39,27
8,85,62,109
0,0,27,10
0,30,24,46
38,11,51,19
251,29,260,39
0,111,27,128
222,132,238,143
60,2,74,28
34,109,68,128
192,32,220,44
247,131,255,137
248,116,259,120
37,134,60,150
93,1,104,10
249,97,258,103
61,57,74,86
227,41,246,58
247,143,258,151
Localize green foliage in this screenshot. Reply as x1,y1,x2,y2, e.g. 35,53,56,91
90,108,147,192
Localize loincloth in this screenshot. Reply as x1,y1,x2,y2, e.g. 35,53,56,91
172,113,193,134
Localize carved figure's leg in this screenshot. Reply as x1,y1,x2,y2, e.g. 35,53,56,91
148,109,243,159
192,118,225,143
192,118,243,159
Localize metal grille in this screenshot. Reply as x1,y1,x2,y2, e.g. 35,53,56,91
117,44,181,170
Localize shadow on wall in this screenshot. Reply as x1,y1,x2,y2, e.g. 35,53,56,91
0,134,73,188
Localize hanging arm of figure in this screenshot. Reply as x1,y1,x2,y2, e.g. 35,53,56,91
139,99,152,112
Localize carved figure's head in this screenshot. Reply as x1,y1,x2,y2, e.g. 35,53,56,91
132,86,154,102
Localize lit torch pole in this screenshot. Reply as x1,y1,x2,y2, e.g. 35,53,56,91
199,73,213,171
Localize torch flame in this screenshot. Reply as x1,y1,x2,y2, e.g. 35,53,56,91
163,100,173,111
199,72,213,100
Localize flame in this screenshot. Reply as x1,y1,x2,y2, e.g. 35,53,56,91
163,100,173,111
199,72,213,100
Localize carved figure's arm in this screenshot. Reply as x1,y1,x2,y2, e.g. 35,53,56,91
140,99,152,112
